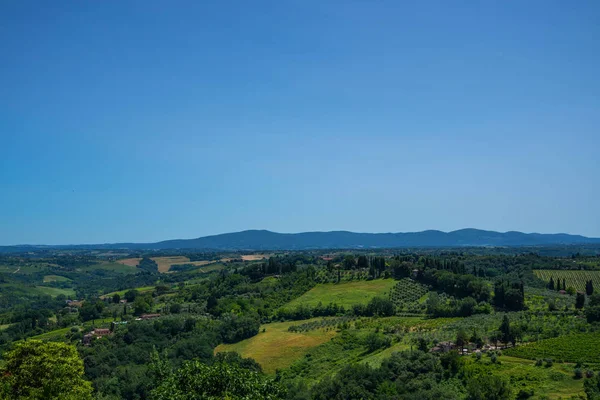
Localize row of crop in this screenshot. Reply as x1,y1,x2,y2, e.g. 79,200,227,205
533,270,600,292
389,278,429,313
504,332,600,363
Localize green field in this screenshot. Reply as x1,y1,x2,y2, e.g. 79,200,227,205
504,332,600,364
285,279,396,309
80,262,139,274
43,275,72,283
465,356,585,399
533,269,600,292
101,286,156,298
34,286,76,297
215,318,337,373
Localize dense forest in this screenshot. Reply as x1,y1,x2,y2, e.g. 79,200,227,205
0,247,599,399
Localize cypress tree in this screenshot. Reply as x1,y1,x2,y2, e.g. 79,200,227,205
549,277,555,290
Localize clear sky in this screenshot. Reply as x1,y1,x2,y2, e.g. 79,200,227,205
1,1,599,245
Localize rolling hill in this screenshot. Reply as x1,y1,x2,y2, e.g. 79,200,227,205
1,228,599,251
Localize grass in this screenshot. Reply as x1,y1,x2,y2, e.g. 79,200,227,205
361,342,410,366
34,286,76,297
285,279,397,309
465,355,585,399
533,269,600,292
43,275,72,283
101,286,156,298
215,318,337,373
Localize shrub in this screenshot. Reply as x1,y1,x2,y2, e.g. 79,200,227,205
586,370,595,378
535,359,543,367
545,359,554,368
516,388,534,399
574,368,583,379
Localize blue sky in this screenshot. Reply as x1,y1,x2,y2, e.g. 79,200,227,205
1,1,599,244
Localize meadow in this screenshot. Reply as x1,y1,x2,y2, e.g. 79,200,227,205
215,318,337,373
43,275,72,283
465,356,586,399
285,279,396,308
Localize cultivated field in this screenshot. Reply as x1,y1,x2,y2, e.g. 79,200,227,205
43,275,72,283
101,286,156,298
241,254,269,261
285,279,396,309
533,269,600,292
480,356,585,399
215,318,337,373
34,286,76,297
504,332,600,364
117,256,213,273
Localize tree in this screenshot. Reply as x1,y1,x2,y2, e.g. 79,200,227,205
112,293,121,304
499,315,512,345
0,340,92,400
456,329,469,349
151,360,285,400
575,292,586,309
548,277,555,290
467,373,512,400
585,373,600,400
587,280,594,296
133,296,152,315
170,303,182,314
357,255,369,270
125,289,139,303
343,255,356,270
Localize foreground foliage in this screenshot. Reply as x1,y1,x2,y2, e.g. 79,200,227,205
151,359,285,400
0,340,92,400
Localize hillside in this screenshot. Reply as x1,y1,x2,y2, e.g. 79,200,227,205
2,228,599,251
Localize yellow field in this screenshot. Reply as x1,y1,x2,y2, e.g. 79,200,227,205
118,258,142,267
215,319,337,373
241,254,269,261
117,256,212,273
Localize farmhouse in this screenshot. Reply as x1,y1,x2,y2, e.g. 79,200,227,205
65,300,84,307
430,341,456,353
82,328,112,345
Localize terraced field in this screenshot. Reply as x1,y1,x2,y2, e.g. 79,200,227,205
533,269,600,292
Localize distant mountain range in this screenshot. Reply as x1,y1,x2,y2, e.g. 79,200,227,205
2,229,600,252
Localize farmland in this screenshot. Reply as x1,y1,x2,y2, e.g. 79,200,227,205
215,318,337,373
389,278,429,313
533,269,600,292
43,275,72,283
2,249,600,400
117,256,215,273
504,332,600,364
284,279,396,308
465,356,586,399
